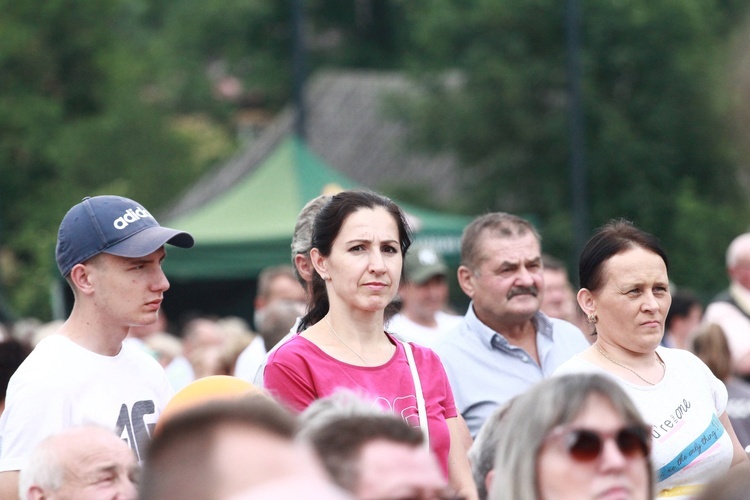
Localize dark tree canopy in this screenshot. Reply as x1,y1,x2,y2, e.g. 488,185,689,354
394,0,750,294
1,0,749,318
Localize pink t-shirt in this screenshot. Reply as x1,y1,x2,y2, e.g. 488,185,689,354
264,333,457,477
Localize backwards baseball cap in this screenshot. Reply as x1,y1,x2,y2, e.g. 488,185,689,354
56,195,195,277
404,246,449,285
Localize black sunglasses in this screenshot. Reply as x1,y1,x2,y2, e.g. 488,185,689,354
545,424,651,462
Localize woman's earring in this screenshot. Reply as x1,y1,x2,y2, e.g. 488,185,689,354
587,313,598,324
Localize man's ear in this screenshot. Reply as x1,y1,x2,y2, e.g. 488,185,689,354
294,253,313,284
69,263,96,296
457,265,476,299
484,468,496,498
310,248,328,279
27,484,47,500
728,265,739,282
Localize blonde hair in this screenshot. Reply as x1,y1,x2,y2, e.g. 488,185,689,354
490,374,654,500
690,323,732,381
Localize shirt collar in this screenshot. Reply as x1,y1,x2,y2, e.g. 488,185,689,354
730,282,750,311
465,302,553,348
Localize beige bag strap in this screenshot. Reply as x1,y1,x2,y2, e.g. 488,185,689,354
401,340,429,448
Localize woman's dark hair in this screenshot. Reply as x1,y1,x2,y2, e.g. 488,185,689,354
0,339,31,404
300,190,412,329
579,219,669,293
665,289,701,332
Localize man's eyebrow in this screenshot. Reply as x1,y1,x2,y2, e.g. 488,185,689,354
497,260,519,269
88,463,119,479
130,250,166,265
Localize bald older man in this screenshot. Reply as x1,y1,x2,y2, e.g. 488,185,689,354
19,425,138,500
704,233,750,377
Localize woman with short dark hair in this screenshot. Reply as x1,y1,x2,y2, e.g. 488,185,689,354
555,219,750,498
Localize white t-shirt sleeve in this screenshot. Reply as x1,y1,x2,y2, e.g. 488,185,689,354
0,373,69,471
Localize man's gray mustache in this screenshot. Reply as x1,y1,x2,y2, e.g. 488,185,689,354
507,286,538,299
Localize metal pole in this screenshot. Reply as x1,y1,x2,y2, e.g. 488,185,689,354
0,214,14,325
566,0,589,267
291,0,307,141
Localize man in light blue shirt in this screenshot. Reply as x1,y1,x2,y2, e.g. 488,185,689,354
434,213,589,437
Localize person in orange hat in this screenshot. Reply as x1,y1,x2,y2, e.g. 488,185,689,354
154,375,263,435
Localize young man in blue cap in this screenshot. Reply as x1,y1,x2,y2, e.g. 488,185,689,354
0,195,194,497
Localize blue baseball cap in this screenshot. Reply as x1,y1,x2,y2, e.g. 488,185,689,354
56,195,195,277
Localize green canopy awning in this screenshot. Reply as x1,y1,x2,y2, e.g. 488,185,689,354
163,137,471,280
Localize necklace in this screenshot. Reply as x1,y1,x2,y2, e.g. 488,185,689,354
594,343,665,386
324,316,369,366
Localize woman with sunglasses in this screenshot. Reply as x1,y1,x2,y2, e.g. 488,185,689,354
490,373,653,500
554,220,750,499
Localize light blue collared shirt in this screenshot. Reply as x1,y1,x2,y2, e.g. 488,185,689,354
433,303,589,437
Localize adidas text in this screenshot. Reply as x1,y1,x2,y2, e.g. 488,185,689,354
113,207,154,229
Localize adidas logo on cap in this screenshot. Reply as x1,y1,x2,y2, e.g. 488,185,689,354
113,207,154,230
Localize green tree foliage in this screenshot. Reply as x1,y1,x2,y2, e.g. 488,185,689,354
152,0,292,112
306,0,407,68
148,0,407,115
2,0,749,318
395,0,750,294
0,0,409,320
667,180,749,301
0,0,228,319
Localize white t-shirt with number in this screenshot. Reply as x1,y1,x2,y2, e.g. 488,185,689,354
0,334,173,471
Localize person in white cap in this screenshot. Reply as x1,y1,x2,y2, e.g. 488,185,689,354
0,195,194,497
387,245,463,347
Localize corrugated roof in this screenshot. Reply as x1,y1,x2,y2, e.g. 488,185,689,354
163,70,461,220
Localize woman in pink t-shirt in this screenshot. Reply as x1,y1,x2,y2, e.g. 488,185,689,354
264,189,477,499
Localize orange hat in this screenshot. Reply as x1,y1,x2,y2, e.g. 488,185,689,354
155,375,264,435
